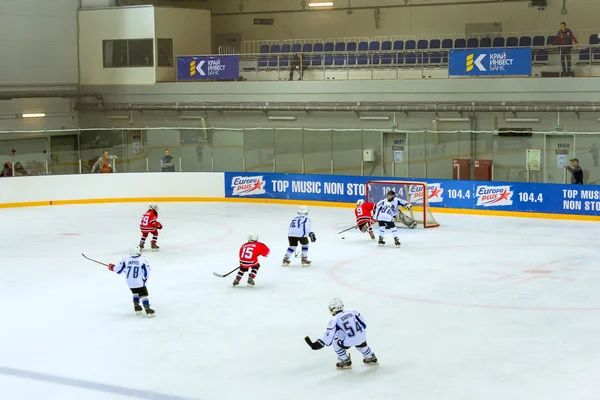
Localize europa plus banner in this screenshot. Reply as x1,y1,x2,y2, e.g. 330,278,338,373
177,55,240,80
224,172,600,217
448,48,532,77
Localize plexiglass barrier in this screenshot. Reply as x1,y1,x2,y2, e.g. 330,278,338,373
1,127,599,185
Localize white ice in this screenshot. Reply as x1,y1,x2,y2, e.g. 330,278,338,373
1,202,599,400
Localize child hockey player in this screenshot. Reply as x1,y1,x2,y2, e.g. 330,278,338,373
108,245,154,317
140,203,162,250
282,206,316,267
355,199,376,240
304,298,377,370
234,233,270,287
374,190,412,247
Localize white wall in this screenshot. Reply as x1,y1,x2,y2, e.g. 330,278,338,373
0,0,79,85
211,0,600,42
154,7,212,82
0,172,224,206
79,6,156,85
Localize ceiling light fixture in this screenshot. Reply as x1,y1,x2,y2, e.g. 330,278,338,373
436,117,471,122
308,2,334,7
359,116,390,121
268,116,297,121
21,113,46,118
504,117,540,123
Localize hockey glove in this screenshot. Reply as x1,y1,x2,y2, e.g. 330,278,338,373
405,203,413,211
108,263,115,272
309,232,317,242
304,336,325,350
156,222,163,230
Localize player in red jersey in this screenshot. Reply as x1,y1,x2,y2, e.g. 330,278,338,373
139,203,162,251
355,199,376,240
234,233,270,287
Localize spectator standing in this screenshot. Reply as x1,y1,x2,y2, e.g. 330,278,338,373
589,143,598,167
289,53,308,81
552,22,579,76
197,138,204,163
565,158,583,184
161,149,175,172
91,150,114,173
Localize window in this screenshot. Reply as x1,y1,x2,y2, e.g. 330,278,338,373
103,39,154,68
157,38,173,67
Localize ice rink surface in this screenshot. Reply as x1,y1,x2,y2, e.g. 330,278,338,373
1,202,599,400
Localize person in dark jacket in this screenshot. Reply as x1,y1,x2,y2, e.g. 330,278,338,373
0,162,12,177
552,22,579,75
289,53,308,81
161,149,175,172
565,158,583,184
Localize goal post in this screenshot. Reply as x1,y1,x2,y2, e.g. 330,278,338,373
366,180,440,228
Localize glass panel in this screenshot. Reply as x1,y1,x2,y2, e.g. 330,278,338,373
244,129,274,172
274,129,302,173
213,129,243,172
474,131,494,180
545,134,574,184
0,138,49,177
303,129,332,174
103,40,128,68
120,130,147,173
574,134,600,184
363,130,383,177
79,130,124,173
147,129,180,173
333,130,362,176
157,38,173,67
50,135,79,175
425,131,459,180
180,129,212,172
128,39,154,67
407,131,426,179
492,135,530,182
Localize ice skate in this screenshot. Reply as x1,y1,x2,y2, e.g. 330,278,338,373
134,304,143,315
151,242,159,251
363,354,378,365
144,304,155,318
282,257,291,267
139,242,145,250
247,277,255,286
232,278,240,287
301,257,312,267
378,237,385,247
394,238,401,247
368,230,376,240
336,355,352,370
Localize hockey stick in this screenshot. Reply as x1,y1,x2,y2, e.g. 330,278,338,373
212,267,240,278
294,247,301,258
81,253,110,267
337,225,358,235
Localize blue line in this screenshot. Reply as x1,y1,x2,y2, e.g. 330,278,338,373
0,367,200,400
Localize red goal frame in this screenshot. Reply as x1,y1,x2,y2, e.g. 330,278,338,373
366,180,440,228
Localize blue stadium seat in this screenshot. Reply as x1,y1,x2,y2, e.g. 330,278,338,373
546,36,555,45
393,40,404,50
347,42,357,67
260,45,269,53
454,38,466,48
279,55,290,67
590,34,600,45
369,41,380,65
324,42,334,52
441,39,453,49
466,38,479,48
311,54,322,66
429,52,441,65
334,42,346,52
270,44,280,53
480,37,492,48
313,43,324,52
593,48,600,64
381,41,392,65
358,41,369,51
532,36,545,47
382,41,392,51
291,43,301,53
257,57,267,68
324,54,334,66
334,54,346,67
267,56,278,67
519,36,532,47
429,39,441,49
492,37,505,47
346,42,357,51
357,41,369,66
506,37,518,47
578,48,591,63
281,44,291,53
405,40,416,50
301,43,313,53
417,39,429,50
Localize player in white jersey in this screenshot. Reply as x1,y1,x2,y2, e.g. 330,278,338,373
374,190,412,247
108,245,154,317
304,298,377,370
282,206,316,267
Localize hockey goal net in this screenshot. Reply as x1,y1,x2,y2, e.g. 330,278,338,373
366,181,440,228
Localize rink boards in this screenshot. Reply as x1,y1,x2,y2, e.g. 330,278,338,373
0,171,599,221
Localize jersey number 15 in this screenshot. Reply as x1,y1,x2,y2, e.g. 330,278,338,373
241,247,255,259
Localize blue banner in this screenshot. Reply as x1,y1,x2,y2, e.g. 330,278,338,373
224,172,600,217
449,48,532,77
177,55,240,80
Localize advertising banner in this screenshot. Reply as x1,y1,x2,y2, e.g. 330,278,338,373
224,172,600,217
449,48,532,77
177,55,240,80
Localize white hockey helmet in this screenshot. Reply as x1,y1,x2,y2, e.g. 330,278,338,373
248,232,259,242
328,298,344,315
148,203,159,212
356,199,365,207
298,206,309,216
129,245,142,257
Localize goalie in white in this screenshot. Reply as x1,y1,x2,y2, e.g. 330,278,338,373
374,190,413,247
304,298,377,370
